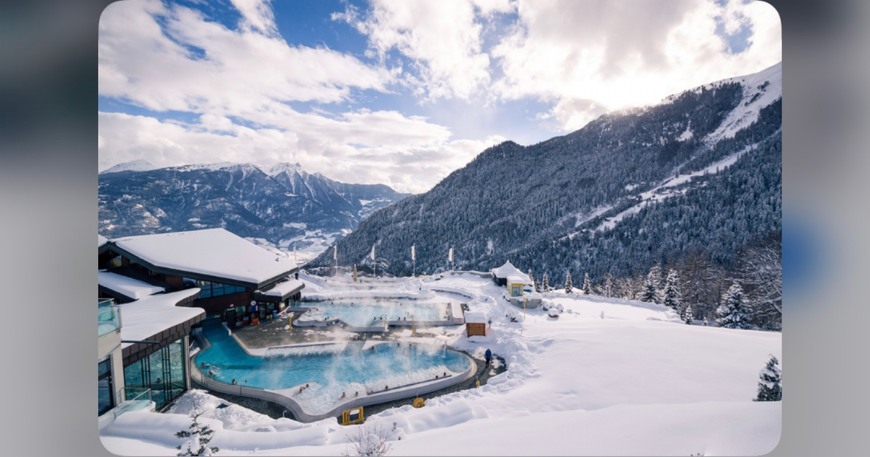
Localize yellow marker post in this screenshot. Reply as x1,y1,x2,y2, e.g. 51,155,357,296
523,297,527,321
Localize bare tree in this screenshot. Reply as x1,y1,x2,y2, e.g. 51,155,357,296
739,237,782,329
343,423,393,457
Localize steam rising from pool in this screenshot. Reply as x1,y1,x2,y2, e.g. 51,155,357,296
195,327,471,415
296,298,451,327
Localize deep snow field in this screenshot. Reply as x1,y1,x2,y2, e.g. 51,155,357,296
100,271,781,456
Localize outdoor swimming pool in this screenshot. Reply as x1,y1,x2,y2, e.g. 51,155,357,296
194,325,472,414
296,299,451,327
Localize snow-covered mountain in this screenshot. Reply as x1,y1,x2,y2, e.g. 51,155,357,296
310,62,782,310
97,162,409,253
100,159,156,174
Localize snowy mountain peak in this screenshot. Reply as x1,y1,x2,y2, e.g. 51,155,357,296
100,159,157,174
177,162,261,173
703,62,781,143
266,162,307,178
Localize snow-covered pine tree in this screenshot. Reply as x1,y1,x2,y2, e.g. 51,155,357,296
564,271,573,294
582,272,591,295
638,268,658,303
541,273,550,292
648,263,663,290
716,282,750,329
681,303,693,324
663,269,682,311
755,354,782,401
176,409,219,456
602,273,614,298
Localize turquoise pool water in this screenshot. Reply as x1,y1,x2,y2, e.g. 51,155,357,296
298,299,449,327
195,326,470,394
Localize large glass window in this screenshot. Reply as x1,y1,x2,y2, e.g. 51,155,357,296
98,358,114,416
123,338,187,410
195,280,245,299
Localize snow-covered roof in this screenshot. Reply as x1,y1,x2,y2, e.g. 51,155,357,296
98,270,165,300
119,289,204,349
99,234,109,248
507,274,528,285
260,279,305,298
464,311,487,323
491,261,525,279
110,228,297,287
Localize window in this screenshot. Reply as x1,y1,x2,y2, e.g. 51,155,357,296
123,338,187,410
98,358,114,416
195,280,245,299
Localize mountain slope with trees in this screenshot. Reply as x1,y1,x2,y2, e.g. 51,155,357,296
309,63,782,328
97,162,409,251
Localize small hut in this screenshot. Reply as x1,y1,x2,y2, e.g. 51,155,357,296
490,261,530,287
464,311,488,337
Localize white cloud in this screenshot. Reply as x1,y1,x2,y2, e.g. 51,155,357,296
229,0,278,35
335,0,495,101
99,0,394,113
490,0,782,131
98,109,499,194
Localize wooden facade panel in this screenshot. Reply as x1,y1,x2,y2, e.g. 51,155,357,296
466,323,487,337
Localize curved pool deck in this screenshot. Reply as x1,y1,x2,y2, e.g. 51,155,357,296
191,325,475,422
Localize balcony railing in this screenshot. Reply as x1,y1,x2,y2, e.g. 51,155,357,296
98,298,121,337
98,387,154,429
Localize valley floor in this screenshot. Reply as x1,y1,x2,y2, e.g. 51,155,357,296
100,271,782,456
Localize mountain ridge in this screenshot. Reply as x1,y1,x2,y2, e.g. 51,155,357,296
97,162,411,258
308,63,782,314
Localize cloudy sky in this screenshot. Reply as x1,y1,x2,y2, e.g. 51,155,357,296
98,0,781,194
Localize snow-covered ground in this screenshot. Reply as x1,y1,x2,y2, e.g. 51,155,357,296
100,272,781,455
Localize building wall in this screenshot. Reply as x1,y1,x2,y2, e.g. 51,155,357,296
98,330,127,414
193,290,253,316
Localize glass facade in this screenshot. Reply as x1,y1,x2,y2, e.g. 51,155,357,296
123,338,187,410
98,358,114,416
189,278,246,299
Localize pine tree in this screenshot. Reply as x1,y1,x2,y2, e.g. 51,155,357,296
541,273,550,292
663,269,682,311
716,282,750,329
564,271,573,294
681,303,693,324
648,263,663,291
582,272,591,295
176,409,219,456
602,273,614,298
638,268,658,303
755,355,782,401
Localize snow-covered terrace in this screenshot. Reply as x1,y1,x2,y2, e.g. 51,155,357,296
257,278,305,299
98,270,165,301
119,289,204,349
109,228,297,288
